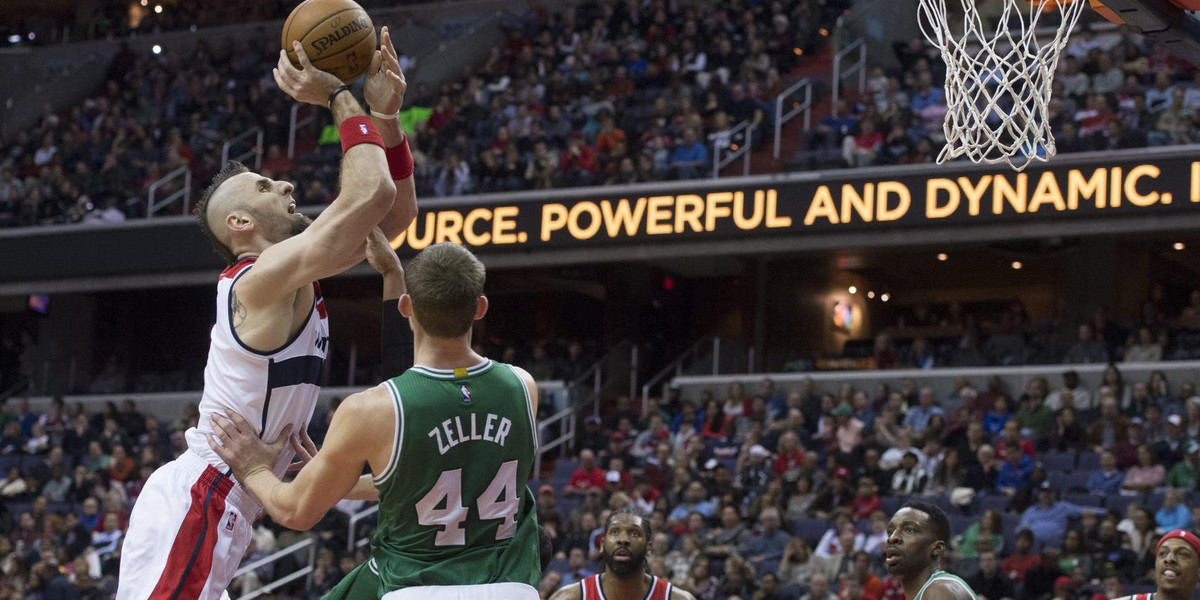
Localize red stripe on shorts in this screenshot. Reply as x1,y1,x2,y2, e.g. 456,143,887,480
147,466,233,600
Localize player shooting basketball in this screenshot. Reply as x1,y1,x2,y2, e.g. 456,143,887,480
116,27,415,600
884,500,978,600
209,242,544,600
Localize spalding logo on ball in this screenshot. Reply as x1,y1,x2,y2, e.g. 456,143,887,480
282,0,377,84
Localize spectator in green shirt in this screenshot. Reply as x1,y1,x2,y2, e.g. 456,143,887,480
1167,441,1199,490
1016,377,1053,440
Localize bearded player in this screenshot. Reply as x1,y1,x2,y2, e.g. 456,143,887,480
549,508,696,600
1109,530,1199,600
117,28,416,600
884,501,978,600
209,243,542,600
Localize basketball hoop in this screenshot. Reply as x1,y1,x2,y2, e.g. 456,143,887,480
917,0,1090,171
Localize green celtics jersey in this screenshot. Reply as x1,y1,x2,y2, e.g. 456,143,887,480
913,571,978,600
371,360,540,593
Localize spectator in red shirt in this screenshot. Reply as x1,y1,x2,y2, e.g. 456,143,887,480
842,118,883,167
565,448,606,497
996,419,1037,461
850,477,883,520
559,133,598,186
1001,530,1041,582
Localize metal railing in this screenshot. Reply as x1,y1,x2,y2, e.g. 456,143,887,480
347,504,380,552
832,38,867,116
534,404,577,475
146,166,192,218
288,104,318,160
232,538,315,600
222,127,264,170
711,120,754,178
772,78,816,159
640,335,720,409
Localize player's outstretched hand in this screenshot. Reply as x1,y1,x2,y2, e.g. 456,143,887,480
206,410,293,482
365,227,405,299
365,227,403,276
286,427,319,473
363,26,407,116
274,41,345,108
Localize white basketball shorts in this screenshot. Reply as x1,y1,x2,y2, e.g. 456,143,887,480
116,450,260,600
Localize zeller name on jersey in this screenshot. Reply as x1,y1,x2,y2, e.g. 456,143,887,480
428,413,513,455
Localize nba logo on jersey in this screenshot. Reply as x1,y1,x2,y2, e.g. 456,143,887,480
460,385,473,405
225,512,238,531
359,123,369,135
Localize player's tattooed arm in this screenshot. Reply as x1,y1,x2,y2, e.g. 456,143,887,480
230,290,247,328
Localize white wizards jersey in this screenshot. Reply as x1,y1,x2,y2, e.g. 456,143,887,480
185,257,329,483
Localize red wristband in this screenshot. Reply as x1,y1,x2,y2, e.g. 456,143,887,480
339,117,385,153
385,138,414,180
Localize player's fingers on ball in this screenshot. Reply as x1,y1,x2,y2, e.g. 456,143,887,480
277,49,298,75
293,41,315,70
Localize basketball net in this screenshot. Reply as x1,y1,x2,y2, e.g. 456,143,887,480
917,0,1089,171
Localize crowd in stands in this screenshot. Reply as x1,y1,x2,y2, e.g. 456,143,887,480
860,289,1200,370
533,367,1200,599
0,0,846,228
2,359,1200,598
6,0,440,44
813,25,1200,169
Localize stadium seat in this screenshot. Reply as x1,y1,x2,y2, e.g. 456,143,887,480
780,584,803,599
554,460,578,480
978,494,1011,514
1142,490,1166,513
1105,493,1139,516
948,514,975,536
1001,514,1022,552
1064,492,1104,508
1057,472,1091,492
1076,452,1100,471
1040,451,1075,473
881,495,903,516
20,454,46,472
792,518,830,546
0,455,20,472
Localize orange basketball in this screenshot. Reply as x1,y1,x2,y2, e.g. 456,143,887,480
281,0,376,84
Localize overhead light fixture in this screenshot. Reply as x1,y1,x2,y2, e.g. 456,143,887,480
881,293,890,302
154,4,163,13
152,44,162,54
1174,242,1186,251
848,286,857,295
937,253,948,262
1011,261,1023,270
867,291,876,299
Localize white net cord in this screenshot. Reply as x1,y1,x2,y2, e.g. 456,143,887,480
917,0,1089,171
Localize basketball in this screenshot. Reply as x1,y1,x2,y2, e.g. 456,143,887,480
281,0,376,84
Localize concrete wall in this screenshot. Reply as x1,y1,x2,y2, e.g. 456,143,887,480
669,361,1200,407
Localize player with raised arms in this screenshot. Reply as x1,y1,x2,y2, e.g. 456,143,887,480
1108,530,1199,600
549,508,696,600
209,242,543,600
116,27,415,600
884,500,978,600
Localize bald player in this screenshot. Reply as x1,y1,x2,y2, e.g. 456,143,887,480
1109,530,1199,600
117,29,416,600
